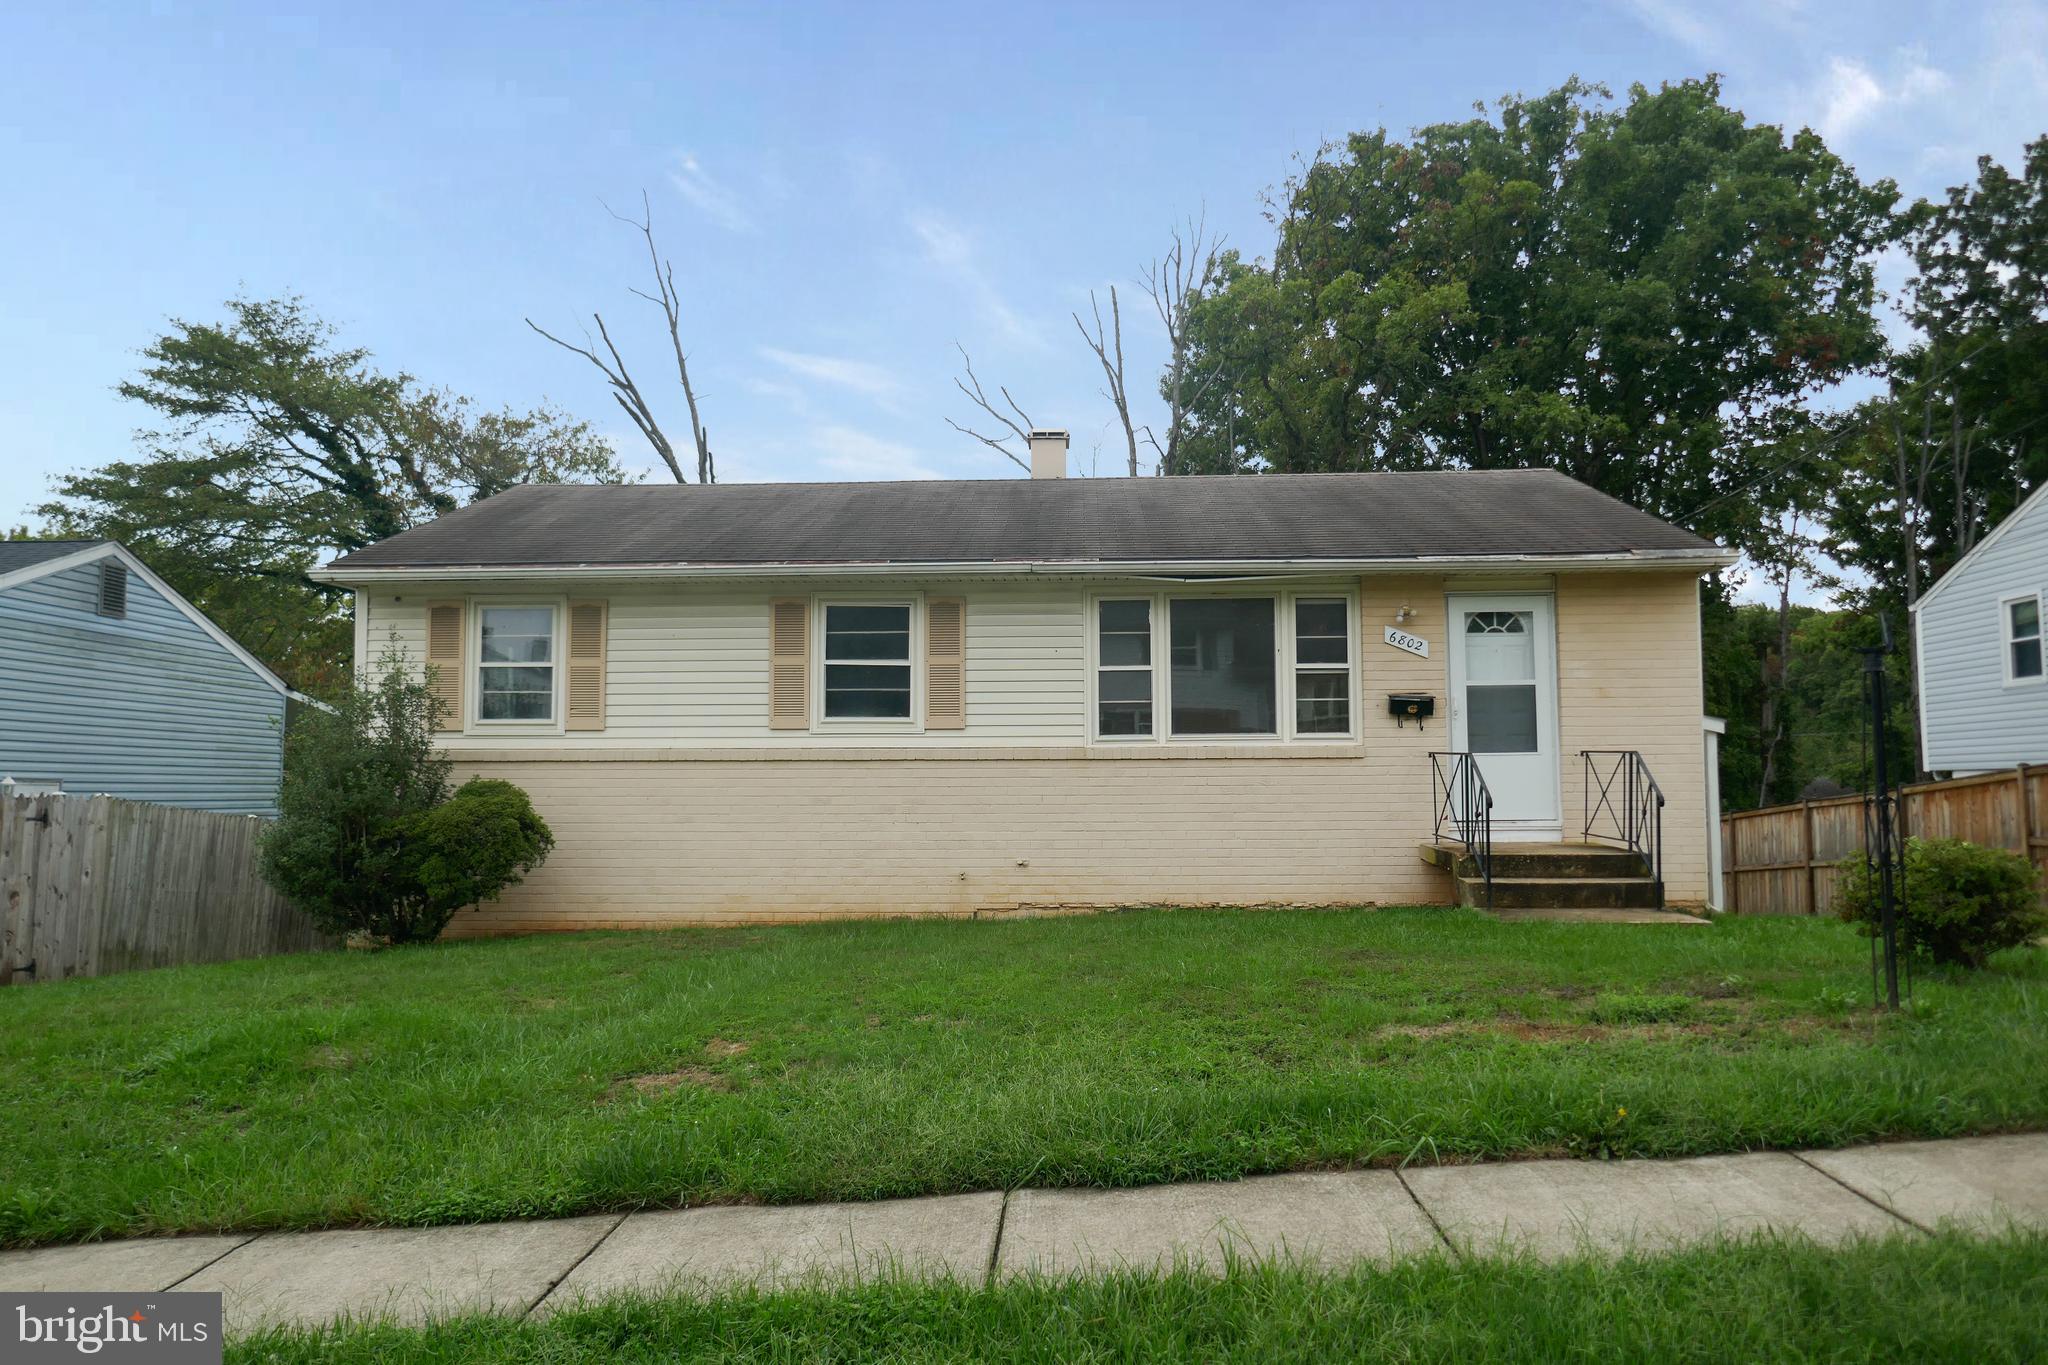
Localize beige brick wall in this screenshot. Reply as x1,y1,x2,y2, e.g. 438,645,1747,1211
1555,572,1710,905
431,569,1709,932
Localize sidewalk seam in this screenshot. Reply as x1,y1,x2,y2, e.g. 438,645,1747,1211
983,1190,1011,1288
161,1233,263,1291
521,1212,629,1319
1789,1152,1935,1236
1392,1169,1459,1261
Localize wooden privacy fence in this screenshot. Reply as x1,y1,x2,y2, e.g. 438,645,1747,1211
1722,766,2048,916
1,794,330,985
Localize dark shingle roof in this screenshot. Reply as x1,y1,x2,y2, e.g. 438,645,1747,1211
322,471,1723,573
0,538,108,575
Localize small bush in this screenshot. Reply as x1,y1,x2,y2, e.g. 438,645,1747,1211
1590,992,1694,1024
261,647,554,944
406,779,555,923
1834,838,2045,969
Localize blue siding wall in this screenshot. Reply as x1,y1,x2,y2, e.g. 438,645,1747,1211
1917,488,2048,773
0,558,287,814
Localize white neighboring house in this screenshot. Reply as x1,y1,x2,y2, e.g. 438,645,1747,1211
1913,480,2048,776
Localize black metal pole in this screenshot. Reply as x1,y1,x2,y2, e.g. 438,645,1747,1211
1862,642,1902,1011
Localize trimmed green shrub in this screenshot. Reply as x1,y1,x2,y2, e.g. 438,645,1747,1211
406,779,554,923
260,647,554,944
1834,837,2045,968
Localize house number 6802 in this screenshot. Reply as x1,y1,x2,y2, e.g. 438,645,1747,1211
1383,626,1429,658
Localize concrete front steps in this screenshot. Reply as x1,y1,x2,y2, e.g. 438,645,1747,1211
1418,840,1704,924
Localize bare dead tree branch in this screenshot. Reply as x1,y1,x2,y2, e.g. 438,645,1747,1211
1073,287,1138,476
609,191,713,483
524,315,687,483
1138,212,1225,476
526,190,714,483
945,342,1032,472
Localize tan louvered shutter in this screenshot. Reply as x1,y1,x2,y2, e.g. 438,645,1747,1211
925,597,966,730
769,598,809,730
565,600,608,731
425,600,465,732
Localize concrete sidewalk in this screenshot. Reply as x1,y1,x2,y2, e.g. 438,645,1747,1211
2,1134,2043,1335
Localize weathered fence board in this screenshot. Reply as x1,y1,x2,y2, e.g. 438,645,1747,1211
0,794,330,984
1722,765,2048,915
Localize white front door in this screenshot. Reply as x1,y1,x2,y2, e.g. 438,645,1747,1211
1447,593,1561,836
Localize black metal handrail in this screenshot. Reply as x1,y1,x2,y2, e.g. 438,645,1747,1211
1580,750,1665,909
1430,752,1494,910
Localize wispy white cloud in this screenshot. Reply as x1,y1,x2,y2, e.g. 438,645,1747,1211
1816,57,1887,142
668,153,751,232
909,212,1044,349
1802,49,1951,146
758,347,904,407
1617,0,1725,56
811,424,945,481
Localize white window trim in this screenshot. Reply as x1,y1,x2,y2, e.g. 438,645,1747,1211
469,597,566,733
1087,587,1359,745
813,594,924,732
1999,590,2046,688
1288,595,1360,742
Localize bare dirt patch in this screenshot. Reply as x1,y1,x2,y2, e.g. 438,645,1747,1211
609,1067,732,1099
704,1038,750,1057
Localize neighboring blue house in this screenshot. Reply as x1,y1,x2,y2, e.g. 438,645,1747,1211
0,539,294,815
1913,480,2048,776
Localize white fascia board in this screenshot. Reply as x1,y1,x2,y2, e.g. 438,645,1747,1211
2,542,292,698
312,548,1736,586
0,542,114,592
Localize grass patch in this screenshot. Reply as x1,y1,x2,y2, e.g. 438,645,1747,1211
2,907,2045,1246
233,1233,2048,1363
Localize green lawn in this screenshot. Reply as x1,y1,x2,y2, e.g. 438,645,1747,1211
232,1234,2048,1363
2,907,2044,1248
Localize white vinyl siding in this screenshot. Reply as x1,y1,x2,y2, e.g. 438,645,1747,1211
363,579,1093,748
1914,485,2048,772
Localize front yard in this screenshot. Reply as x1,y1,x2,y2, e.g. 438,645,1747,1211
2,906,2044,1247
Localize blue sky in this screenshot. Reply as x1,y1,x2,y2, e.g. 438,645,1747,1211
4,0,2045,587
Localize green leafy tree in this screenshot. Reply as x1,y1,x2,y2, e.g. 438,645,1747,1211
259,648,554,943
1174,77,1897,553
39,296,629,697
1827,137,2048,618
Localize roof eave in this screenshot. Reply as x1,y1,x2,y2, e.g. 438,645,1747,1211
314,548,1736,585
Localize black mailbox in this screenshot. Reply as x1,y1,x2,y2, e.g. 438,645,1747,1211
1387,693,1436,729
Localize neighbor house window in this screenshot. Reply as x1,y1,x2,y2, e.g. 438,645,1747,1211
1096,599,1154,736
1293,599,1351,734
823,603,912,718
2007,594,2044,682
1169,598,1276,736
477,605,556,721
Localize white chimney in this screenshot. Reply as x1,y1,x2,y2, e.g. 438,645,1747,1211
1028,428,1069,479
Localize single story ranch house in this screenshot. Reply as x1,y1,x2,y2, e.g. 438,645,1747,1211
315,432,1735,932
